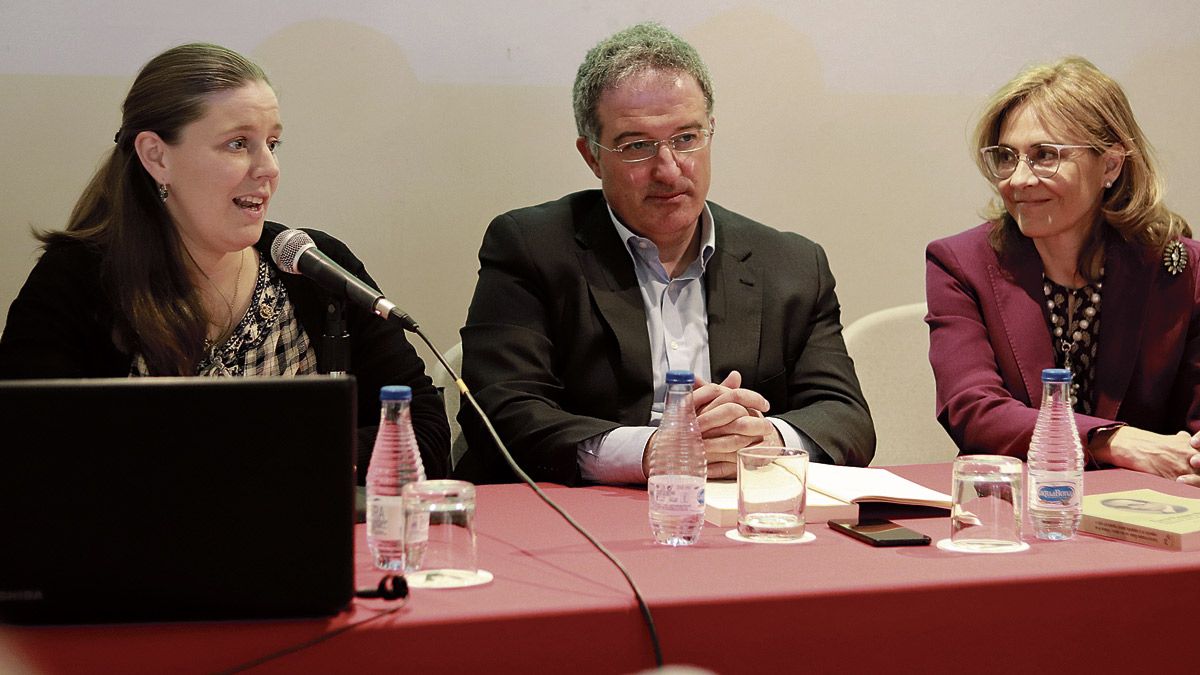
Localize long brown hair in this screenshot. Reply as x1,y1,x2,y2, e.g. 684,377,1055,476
42,43,269,374
973,56,1190,281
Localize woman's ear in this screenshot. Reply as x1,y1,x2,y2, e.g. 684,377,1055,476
1103,142,1126,186
134,131,171,186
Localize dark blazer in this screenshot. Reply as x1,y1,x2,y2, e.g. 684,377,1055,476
455,190,874,485
926,222,1200,459
0,221,450,481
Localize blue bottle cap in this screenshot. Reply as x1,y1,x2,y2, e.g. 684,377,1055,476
665,370,695,385
1041,368,1073,383
380,385,413,401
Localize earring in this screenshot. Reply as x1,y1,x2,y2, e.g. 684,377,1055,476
1104,181,1112,188
158,183,169,202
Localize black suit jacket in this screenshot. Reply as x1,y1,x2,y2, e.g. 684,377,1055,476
455,190,874,485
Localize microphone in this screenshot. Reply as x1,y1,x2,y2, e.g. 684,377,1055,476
275,224,663,665
270,228,418,331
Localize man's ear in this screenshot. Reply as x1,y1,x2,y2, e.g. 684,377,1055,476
134,131,171,186
576,136,602,179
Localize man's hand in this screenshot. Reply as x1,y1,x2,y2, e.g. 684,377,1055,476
693,371,777,479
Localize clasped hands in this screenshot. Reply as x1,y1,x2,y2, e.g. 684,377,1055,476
693,371,784,479
641,370,782,480
1097,427,1200,488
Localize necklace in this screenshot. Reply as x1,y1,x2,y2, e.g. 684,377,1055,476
201,248,247,347
1042,269,1103,410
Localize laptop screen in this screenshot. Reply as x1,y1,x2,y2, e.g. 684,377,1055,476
0,376,357,624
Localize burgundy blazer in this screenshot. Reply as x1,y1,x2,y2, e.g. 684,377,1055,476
925,222,1200,459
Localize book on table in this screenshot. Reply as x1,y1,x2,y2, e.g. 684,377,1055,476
705,481,858,526
1079,488,1200,551
705,463,952,527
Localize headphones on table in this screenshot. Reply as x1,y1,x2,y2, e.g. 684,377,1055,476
355,574,408,601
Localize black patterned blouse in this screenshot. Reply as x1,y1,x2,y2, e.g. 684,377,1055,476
130,261,319,377
1042,271,1103,414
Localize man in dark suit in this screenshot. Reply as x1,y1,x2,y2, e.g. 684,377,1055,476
455,23,874,485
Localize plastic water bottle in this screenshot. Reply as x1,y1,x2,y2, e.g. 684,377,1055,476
647,370,707,546
366,385,426,570
1027,368,1084,540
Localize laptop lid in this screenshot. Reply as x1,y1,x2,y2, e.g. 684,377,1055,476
0,376,357,624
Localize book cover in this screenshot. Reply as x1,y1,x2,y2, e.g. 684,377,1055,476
1079,489,1200,551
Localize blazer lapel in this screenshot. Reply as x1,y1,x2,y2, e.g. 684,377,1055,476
989,240,1055,406
1092,237,1154,420
706,216,762,383
575,202,653,398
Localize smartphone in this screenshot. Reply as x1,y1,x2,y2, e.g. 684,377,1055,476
827,518,932,547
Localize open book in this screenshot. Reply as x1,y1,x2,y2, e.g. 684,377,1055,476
705,463,951,527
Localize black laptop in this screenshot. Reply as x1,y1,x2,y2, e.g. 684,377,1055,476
0,376,357,624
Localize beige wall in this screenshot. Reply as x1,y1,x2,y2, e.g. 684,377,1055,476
2,2,1198,368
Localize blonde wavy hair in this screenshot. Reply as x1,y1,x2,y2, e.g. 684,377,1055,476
973,56,1189,281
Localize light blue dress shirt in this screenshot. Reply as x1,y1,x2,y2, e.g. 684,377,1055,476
577,203,810,484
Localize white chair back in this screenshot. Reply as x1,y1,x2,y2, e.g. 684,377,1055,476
429,341,468,469
842,302,960,466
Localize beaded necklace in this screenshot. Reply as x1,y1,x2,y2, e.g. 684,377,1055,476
1042,268,1103,411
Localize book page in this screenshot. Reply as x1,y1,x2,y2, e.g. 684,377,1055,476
704,479,857,526
705,480,738,512
705,480,852,511
806,464,951,508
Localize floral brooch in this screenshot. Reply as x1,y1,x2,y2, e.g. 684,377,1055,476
1163,240,1189,276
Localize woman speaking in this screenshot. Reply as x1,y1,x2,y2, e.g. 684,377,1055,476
0,43,449,481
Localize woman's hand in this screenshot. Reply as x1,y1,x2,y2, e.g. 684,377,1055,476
1094,427,1200,487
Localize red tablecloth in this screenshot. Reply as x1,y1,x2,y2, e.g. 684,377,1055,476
4,465,1198,674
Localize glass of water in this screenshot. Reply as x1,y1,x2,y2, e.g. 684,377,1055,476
947,455,1027,553
737,447,808,541
402,480,491,588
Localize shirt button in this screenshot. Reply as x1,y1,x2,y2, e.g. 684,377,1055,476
670,341,679,350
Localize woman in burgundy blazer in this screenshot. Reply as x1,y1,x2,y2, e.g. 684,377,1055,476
926,57,1200,486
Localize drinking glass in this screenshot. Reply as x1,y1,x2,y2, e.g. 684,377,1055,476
945,455,1027,553
402,480,491,588
736,447,808,541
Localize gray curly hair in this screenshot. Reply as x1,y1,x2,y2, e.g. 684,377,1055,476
572,22,714,141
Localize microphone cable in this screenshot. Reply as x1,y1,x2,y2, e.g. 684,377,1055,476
270,229,662,666
406,320,664,669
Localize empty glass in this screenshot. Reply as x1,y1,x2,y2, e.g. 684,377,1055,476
402,480,492,588
736,447,809,541
942,455,1028,553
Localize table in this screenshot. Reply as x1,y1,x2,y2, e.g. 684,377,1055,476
4,465,1198,674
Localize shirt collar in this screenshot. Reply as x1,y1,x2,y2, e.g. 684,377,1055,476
606,203,716,276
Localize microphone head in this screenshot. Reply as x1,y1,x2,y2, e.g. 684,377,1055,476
270,228,316,274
